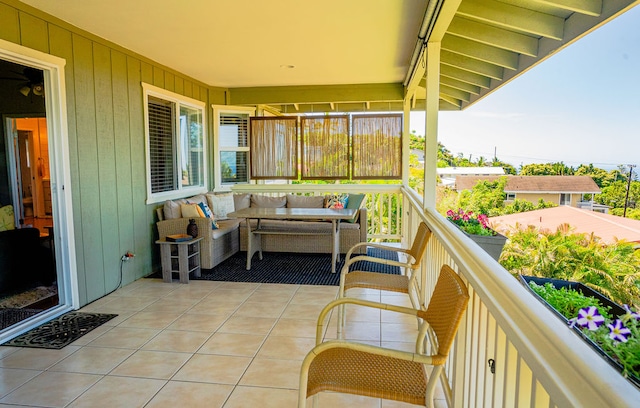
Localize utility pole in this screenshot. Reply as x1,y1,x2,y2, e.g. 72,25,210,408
623,164,636,217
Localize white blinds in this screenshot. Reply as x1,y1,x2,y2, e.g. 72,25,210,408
148,96,176,193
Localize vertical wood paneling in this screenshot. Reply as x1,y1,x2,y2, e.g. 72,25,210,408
18,12,49,53
174,76,184,95
131,58,153,273
93,43,120,292
475,303,488,406
0,4,20,43
503,341,518,406
517,357,533,408
111,50,135,283
467,293,480,404
48,24,86,304
493,326,507,407
183,80,192,98
534,379,551,408
3,0,220,304
484,314,497,407
164,71,174,92
72,33,105,301
153,65,164,88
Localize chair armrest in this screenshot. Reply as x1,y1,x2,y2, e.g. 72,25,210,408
301,339,438,371
315,298,420,344
340,254,414,275
345,241,411,260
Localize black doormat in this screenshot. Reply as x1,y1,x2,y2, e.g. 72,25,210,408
2,312,117,349
148,247,401,286
0,308,42,331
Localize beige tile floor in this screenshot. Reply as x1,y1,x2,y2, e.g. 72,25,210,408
0,277,446,407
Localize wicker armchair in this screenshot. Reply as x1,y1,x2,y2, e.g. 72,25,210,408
298,265,469,408
337,222,432,335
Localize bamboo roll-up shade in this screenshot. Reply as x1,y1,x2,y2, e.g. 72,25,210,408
301,115,350,180
250,116,298,179
352,114,402,179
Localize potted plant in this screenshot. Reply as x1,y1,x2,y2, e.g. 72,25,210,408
520,275,640,388
446,209,507,261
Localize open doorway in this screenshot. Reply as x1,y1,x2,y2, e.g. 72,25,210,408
8,117,53,228
0,61,58,330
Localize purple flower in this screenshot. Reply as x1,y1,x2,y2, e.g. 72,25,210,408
607,319,631,343
623,304,640,321
576,307,605,331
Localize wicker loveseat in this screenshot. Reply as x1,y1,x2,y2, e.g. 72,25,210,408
156,192,367,270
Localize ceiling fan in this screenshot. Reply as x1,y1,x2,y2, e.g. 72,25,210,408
0,66,45,97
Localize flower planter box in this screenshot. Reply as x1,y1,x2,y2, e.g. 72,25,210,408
520,275,639,388
461,229,507,261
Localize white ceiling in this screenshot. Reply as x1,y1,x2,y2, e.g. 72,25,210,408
20,0,426,89
17,0,640,112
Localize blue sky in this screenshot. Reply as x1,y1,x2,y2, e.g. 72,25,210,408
409,5,640,171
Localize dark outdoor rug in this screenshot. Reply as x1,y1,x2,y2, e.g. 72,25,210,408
148,247,401,286
0,308,42,331
3,312,117,349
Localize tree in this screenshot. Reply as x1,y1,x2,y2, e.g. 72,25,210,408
595,180,640,210
491,158,517,175
520,162,574,176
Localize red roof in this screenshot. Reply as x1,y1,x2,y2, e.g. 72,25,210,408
490,206,640,244
455,175,600,193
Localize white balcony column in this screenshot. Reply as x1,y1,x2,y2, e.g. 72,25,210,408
423,41,440,209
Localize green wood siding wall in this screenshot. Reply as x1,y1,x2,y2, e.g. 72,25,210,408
0,0,224,304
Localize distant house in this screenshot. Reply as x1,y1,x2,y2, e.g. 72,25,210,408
455,175,602,210
490,206,640,246
437,167,505,187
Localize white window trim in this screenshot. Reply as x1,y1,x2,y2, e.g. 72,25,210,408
560,193,571,206
212,105,255,191
143,83,207,204
0,39,79,341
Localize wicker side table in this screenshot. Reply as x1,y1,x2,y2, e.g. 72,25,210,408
156,237,203,283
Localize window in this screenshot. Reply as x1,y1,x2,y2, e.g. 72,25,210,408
143,83,206,203
213,105,255,189
560,193,571,205
505,192,516,201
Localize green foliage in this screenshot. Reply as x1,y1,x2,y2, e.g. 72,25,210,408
501,198,556,215
520,162,574,176
436,178,556,218
610,208,640,220
595,180,640,210
457,177,508,216
528,282,612,320
530,282,640,380
501,225,640,308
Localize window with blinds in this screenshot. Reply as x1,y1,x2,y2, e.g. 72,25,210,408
218,111,251,184
148,96,176,193
143,83,206,203
351,114,402,180
250,117,298,180
301,115,349,180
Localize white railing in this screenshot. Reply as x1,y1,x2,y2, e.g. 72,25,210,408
230,184,403,241
402,187,640,408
